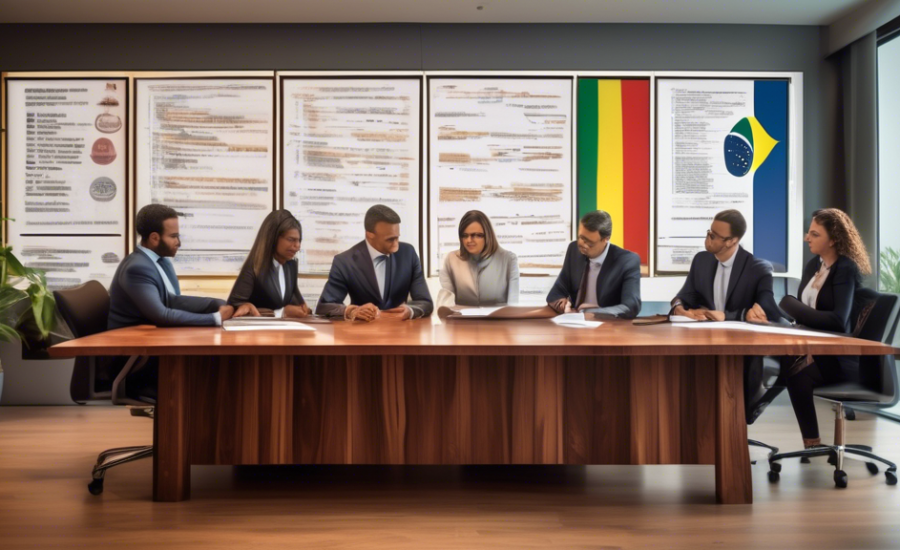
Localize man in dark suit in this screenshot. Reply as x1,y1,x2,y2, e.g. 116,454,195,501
671,209,781,323
109,204,236,329
546,210,642,319
316,204,433,321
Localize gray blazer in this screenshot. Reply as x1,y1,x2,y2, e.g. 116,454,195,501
437,247,519,308
108,249,224,329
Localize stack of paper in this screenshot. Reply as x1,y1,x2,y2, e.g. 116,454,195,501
550,313,603,329
223,318,316,332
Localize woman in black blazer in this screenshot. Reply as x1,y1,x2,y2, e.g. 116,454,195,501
779,208,871,448
228,210,310,318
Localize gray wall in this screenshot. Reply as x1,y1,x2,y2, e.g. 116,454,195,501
1,23,837,225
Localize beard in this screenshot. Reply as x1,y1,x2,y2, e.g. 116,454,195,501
155,239,177,257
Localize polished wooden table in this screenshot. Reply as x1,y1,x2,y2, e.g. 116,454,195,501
50,318,898,504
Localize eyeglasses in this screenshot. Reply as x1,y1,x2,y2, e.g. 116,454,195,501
461,233,485,240
706,229,733,242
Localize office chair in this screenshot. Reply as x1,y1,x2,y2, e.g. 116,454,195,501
746,356,784,462
54,281,154,496
767,289,900,488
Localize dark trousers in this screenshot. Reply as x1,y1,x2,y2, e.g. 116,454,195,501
786,356,858,440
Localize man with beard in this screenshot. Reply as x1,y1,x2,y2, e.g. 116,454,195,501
108,204,237,399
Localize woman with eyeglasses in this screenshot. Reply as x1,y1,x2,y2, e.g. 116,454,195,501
779,208,871,449
228,209,311,318
437,210,519,308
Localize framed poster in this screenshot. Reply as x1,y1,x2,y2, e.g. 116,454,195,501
135,76,275,275
428,77,574,277
3,76,128,289
656,78,791,274
280,76,422,275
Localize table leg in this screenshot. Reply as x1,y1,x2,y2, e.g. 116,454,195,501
153,356,190,502
715,354,752,504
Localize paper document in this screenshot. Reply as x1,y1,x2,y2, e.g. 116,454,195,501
458,307,505,317
550,313,603,329
669,315,703,323
672,321,838,338
223,319,316,332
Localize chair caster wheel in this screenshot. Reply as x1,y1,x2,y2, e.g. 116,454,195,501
769,461,782,473
866,462,879,475
768,470,780,483
886,471,897,486
834,470,848,488
845,409,856,421
88,479,104,495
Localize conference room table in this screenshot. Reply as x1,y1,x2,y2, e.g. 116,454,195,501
49,316,898,504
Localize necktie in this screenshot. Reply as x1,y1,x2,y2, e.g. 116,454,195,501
157,256,181,296
574,257,591,309
714,262,726,312
383,255,393,305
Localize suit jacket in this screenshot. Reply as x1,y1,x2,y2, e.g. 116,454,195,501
108,250,225,329
674,246,782,322
316,240,433,318
227,259,305,311
780,255,862,334
546,242,642,319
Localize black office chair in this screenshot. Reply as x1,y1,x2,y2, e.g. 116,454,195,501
54,281,155,496
746,356,785,461
767,289,900,488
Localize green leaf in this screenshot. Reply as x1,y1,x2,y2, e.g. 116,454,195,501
0,285,27,312
0,323,22,343
26,282,56,340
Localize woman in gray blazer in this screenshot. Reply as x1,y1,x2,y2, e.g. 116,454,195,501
437,210,519,308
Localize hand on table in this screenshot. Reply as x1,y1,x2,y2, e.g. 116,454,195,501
284,304,311,318
745,303,768,324
548,298,569,314
218,305,235,321
701,309,726,322
233,303,261,318
672,305,707,320
380,306,412,321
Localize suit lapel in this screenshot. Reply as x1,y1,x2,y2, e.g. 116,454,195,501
352,242,382,302
137,250,170,305
725,247,749,309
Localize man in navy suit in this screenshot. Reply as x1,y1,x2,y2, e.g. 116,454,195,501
108,204,235,329
670,209,781,323
316,204,433,321
546,210,642,319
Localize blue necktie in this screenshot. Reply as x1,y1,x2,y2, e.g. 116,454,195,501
157,257,181,296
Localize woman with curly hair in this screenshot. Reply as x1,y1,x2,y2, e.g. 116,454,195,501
779,208,872,448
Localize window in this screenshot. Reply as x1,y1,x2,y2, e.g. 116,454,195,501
878,25,900,292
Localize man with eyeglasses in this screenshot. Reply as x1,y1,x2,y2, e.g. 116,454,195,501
670,209,781,323
546,210,642,319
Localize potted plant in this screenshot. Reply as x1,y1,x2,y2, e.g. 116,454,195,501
880,247,900,294
0,235,56,402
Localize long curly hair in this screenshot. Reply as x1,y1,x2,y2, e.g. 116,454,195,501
812,208,871,275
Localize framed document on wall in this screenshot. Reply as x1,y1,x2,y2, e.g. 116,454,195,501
3,75,128,289
280,75,422,276
656,77,794,274
427,76,574,278
135,76,276,276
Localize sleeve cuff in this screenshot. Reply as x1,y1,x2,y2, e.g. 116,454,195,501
274,308,284,319
212,311,222,326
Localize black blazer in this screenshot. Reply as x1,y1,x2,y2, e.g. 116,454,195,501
227,258,305,311
674,246,782,322
780,255,862,334
316,240,433,318
546,242,642,319
108,250,224,329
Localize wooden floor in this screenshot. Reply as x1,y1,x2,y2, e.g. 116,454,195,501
1,396,899,549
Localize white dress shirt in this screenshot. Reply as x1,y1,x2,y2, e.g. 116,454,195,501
581,242,610,307
273,258,286,319
138,245,221,326
713,247,738,313
801,259,829,309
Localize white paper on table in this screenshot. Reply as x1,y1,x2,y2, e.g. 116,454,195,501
458,307,505,317
669,315,702,323
671,321,838,338
550,313,603,329
223,321,315,332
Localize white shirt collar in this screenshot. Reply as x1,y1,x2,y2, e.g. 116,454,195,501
366,240,387,262
138,244,161,263
589,242,610,266
273,258,283,270
719,246,738,268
